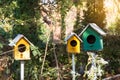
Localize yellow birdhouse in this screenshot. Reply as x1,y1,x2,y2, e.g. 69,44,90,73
65,32,82,54
9,34,33,60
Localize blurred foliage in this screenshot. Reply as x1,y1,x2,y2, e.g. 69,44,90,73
0,43,3,53
82,0,106,28
58,0,73,40
102,35,120,74
108,18,120,35
0,0,120,80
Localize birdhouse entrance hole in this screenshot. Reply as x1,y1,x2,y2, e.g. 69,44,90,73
70,40,77,47
87,35,96,44
18,44,26,52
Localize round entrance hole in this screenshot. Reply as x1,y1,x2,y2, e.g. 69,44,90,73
70,40,77,47
87,35,96,44
18,44,26,52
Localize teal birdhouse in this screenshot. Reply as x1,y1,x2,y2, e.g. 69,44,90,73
79,23,106,51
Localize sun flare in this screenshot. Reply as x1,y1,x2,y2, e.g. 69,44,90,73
104,0,119,28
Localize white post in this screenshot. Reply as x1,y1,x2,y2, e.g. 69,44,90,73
72,54,75,80
86,52,97,80
20,61,24,80
91,52,97,80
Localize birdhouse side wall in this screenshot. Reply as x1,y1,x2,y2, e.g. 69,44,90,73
67,36,80,53
81,27,103,51
14,38,30,60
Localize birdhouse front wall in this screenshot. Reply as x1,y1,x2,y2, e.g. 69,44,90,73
14,38,30,60
81,27,103,51
67,36,80,53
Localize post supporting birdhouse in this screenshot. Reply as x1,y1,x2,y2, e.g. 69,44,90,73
72,54,75,80
65,32,82,80
9,34,34,80
84,52,108,80
20,61,24,80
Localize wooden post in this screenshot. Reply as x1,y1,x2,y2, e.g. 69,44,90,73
72,54,75,80
20,61,24,80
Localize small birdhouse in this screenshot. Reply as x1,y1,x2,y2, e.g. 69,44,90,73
65,32,82,54
9,34,33,60
79,23,106,51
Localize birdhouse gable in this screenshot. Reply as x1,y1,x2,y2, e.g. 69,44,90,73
79,23,106,36
65,32,82,42
9,34,33,47
8,34,33,60
65,32,82,54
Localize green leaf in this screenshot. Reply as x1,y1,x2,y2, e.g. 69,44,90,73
30,45,41,57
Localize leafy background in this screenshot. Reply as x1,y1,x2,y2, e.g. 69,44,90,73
0,0,120,80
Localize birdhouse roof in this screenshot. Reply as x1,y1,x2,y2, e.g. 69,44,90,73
9,34,33,47
79,23,106,36
65,32,83,42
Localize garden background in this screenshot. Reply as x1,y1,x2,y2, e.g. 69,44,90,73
0,0,120,80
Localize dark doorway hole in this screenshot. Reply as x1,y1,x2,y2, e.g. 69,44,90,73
18,44,26,52
70,40,77,47
87,35,96,44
